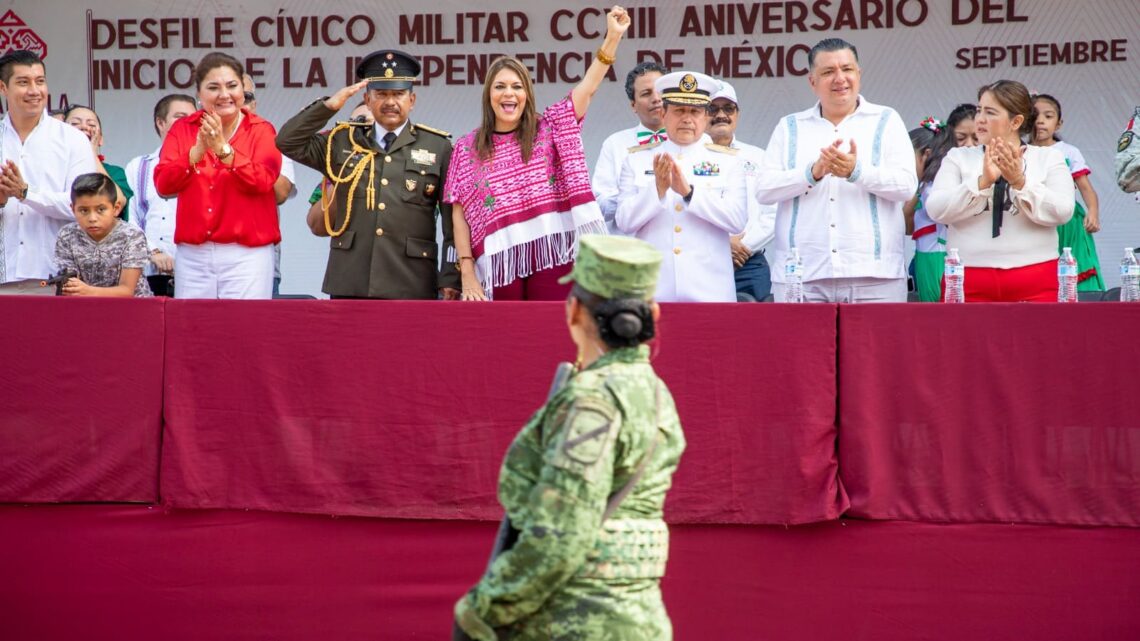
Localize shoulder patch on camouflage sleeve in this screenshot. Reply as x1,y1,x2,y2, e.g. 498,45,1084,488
1120,131,1134,154
552,399,617,469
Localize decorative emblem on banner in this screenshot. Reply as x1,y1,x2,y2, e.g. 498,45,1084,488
0,11,47,59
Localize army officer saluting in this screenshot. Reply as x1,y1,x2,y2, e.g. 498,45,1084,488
277,50,459,299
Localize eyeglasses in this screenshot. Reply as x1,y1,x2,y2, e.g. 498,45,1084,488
243,91,256,103
707,103,738,116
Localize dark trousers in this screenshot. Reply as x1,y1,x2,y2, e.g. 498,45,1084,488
734,251,771,302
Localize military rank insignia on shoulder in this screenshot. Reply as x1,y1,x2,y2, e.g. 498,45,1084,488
629,141,662,153
705,143,738,155
414,123,451,138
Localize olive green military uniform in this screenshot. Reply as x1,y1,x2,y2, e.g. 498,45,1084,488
455,236,686,641
276,102,458,298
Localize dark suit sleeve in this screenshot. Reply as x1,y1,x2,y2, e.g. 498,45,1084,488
276,99,337,175
436,139,460,290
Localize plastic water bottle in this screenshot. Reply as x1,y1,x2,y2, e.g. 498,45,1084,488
783,248,804,303
1121,248,1140,302
1057,247,1078,303
943,248,965,303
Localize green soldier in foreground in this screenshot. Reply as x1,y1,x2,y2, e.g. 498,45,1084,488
454,235,687,641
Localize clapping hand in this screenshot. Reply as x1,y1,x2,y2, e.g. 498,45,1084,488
990,137,1025,189
0,160,28,200
980,143,1002,189
653,153,691,200
811,139,842,182
821,139,858,179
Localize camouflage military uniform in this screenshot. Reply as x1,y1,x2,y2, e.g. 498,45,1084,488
1117,106,1140,193
456,345,685,641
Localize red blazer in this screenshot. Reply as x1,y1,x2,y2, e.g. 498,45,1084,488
154,109,282,247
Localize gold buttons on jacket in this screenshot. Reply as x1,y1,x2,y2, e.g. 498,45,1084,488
385,156,392,163
673,247,682,255
674,225,682,233
378,203,387,211
381,178,389,186
674,204,683,212
375,228,384,237
420,170,426,176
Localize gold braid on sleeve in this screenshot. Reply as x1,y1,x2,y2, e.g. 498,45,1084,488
322,123,378,237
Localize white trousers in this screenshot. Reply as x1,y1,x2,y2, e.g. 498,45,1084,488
773,277,907,304
175,242,274,300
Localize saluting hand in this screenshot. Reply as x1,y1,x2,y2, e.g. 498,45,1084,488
324,80,369,112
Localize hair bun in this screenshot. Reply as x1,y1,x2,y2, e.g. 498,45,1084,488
609,311,643,339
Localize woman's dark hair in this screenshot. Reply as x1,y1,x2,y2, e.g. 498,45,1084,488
70,172,118,203
571,284,656,349
477,56,538,163
63,104,102,128
909,124,952,186
919,102,978,186
977,80,1036,138
945,103,977,131
193,52,244,89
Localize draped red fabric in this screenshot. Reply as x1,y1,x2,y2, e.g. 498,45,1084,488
1,505,1137,641
839,303,1140,527
161,300,845,525
0,297,164,503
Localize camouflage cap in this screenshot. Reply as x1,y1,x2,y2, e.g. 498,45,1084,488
558,235,662,300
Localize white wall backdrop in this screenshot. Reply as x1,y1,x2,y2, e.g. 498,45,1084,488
4,0,1137,296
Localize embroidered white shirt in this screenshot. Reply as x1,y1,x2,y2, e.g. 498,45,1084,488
754,97,916,284
0,114,99,281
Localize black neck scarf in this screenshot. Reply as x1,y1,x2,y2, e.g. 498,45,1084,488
992,176,1009,238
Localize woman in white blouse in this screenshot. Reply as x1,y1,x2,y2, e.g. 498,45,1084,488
926,80,1074,302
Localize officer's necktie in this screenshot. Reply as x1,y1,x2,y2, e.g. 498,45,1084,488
637,128,666,145
382,131,397,152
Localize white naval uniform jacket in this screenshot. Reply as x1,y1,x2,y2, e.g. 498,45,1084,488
615,138,747,302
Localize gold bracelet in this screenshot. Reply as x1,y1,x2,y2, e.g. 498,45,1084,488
595,47,616,66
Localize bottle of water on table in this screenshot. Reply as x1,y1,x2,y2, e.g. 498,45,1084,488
1121,247,1140,302
1057,247,1078,303
944,248,965,303
784,248,804,303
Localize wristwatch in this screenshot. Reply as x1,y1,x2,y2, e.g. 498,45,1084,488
18,184,28,200
217,143,234,160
